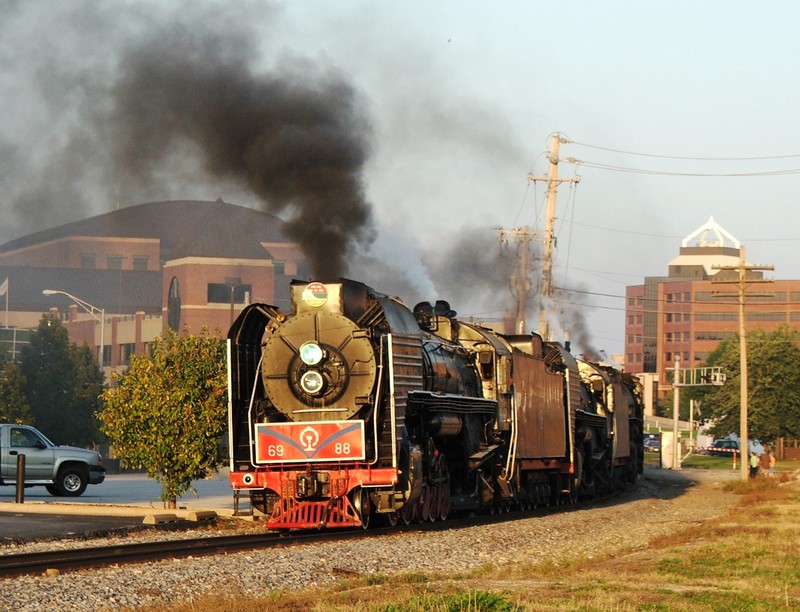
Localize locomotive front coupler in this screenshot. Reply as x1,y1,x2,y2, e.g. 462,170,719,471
295,471,331,499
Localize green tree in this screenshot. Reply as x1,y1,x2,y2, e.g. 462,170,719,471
696,326,800,444
19,316,105,445
98,327,227,508
0,360,31,423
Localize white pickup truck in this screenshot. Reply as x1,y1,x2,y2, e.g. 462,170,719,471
0,423,106,496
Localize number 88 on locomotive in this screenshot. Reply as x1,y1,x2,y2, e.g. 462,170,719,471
227,278,644,530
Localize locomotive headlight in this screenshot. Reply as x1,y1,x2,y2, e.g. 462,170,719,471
299,341,324,366
300,370,325,395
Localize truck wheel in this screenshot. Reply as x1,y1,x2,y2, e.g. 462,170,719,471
45,484,63,496
56,467,88,496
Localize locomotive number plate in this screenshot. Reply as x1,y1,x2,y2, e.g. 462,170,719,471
254,420,366,464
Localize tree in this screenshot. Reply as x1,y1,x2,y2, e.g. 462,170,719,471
19,316,105,446
98,327,227,508
696,326,800,444
0,360,31,423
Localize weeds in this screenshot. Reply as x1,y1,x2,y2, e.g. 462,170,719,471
132,473,800,612
384,590,519,611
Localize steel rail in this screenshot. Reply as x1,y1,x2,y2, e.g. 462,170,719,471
0,532,288,578
0,485,629,579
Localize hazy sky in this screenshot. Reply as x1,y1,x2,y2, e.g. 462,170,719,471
2,1,799,357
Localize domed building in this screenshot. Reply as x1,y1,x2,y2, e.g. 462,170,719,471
624,216,796,404
0,199,307,376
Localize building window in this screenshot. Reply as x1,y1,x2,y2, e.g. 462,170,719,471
666,293,673,302
120,343,135,365
684,292,691,301
81,255,96,269
107,255,123,269
636,315,643,324
696,331,734,341
747,312,786,321
628,315,635,325
666,313,672,323
168,277,181,332
133,256,148,271
665,333,672,342
207,283,253,304
695,312,738,321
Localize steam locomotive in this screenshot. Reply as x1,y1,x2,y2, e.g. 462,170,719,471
227,278,644,530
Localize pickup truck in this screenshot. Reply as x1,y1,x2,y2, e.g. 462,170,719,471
0,423,105,496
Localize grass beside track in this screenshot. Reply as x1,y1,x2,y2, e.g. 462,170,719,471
133,470,800,612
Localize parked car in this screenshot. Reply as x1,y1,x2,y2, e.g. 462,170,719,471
643,436,661,452
0,423,105,496
709,439,739,457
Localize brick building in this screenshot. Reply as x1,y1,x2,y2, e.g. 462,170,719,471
0,199,307,377
625,216,800,401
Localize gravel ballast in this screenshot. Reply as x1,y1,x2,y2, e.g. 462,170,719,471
0,467,742,611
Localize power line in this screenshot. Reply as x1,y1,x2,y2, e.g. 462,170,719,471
569,141,800,162
569,159,800,178
559,219,800,244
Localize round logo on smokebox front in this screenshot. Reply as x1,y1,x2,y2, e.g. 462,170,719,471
302,282,328,308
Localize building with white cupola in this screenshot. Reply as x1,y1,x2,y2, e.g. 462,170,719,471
625,216,800,408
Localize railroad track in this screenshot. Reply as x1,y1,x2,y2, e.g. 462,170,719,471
0,487,625,578
0,528,392,579
0,513,504,578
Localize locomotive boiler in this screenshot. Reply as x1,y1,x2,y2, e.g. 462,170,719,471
227,278,643,530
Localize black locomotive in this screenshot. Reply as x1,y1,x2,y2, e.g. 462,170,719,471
228,278,643,529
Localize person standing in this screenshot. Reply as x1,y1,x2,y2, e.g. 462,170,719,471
759,449,771,475
749,452,759,478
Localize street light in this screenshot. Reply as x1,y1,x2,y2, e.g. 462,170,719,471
43,289,105,367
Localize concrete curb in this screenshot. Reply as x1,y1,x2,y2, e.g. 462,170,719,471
0,501,237,519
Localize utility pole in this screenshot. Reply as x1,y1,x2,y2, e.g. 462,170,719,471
672,355,681,469
712,246,773,481
498,227,535,334
528,133,580,340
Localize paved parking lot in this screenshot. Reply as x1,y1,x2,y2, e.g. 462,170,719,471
0,469,242,542
0,469,235,509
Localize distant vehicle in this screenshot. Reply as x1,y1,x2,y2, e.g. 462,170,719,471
709,439,739,457
643,437,661,452
0,424,105,496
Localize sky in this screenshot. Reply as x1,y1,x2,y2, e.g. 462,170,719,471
2,1,800,359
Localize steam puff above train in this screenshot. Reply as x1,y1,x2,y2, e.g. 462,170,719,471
228,278,644,530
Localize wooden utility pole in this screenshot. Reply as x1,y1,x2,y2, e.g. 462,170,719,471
528,133,580,340
712,246,773,481
498,226,535,334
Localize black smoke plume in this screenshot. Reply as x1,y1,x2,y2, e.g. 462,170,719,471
422,227,519,323
109,23,374,278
